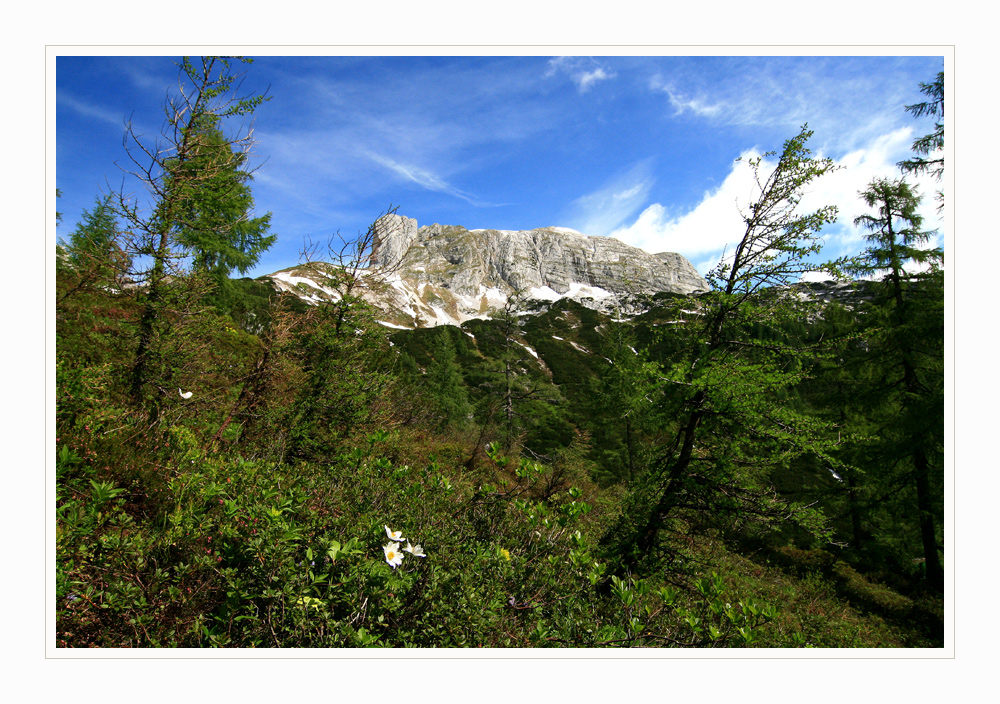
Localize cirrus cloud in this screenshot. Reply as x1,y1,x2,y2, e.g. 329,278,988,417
565,160,655,237
545,57,617,93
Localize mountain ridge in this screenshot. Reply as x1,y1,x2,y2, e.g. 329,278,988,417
265,213,710,328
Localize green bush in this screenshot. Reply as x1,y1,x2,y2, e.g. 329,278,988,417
56,433,792,648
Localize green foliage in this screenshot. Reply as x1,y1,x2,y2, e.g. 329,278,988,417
286,273,396,458
114,56,273,415
599,126,845,578
839,177,944,589
898,69,944,209
709,125,842,294
165,113,275,296
55,426,788,647
63,195,127,281
55,266,943,646
424,327,474,432
766,179,945,593
214,276,309,333
586,320,657,484
851,177,941,278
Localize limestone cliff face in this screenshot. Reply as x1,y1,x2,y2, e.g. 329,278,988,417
372,213,707,298
268,214,708,328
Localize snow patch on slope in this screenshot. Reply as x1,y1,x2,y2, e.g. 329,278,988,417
528,285,562,302
268,265,644,330
270,271,343,304
568,282,613,299
516,341,539,359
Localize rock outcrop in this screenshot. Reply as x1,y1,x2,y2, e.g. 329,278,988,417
372,213,707,299
268,213,709,328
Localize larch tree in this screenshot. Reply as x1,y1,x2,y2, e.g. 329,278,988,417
113,56,272,414
164,112,274,305
57,194,130,303
425,326,474,432
485,289,547,452
849,176,944,589
898,69,944,211
600,125,846,574
591,318,657,483
286,211,406,456
66,195,121,268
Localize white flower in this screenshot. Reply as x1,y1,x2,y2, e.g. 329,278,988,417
383,541,404,568
403,541,426,558
384,525,404,541
179,388,192,399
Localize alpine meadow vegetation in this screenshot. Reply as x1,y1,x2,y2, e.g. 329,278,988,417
55,59,945,649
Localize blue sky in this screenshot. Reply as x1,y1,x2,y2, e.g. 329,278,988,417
56,53,945,279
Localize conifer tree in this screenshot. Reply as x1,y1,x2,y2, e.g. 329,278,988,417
600,126,844,573
485,290,542,451
591,319,655,483
849,176,944,589
425,327,474,432
67,195,120,267
164,113,274,303
114,56,272,413
898,69,944,211
59,194,129,295
791,301,878,552
286,213,402,455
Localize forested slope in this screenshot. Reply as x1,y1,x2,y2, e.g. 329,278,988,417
54,58,945,649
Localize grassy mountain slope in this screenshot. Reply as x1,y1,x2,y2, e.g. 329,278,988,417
54,265,943,648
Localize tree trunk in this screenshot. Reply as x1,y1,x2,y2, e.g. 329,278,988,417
913,446,943,590
845,467,865,550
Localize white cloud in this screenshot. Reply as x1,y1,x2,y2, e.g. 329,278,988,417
613,183,645,201
546,57,616,93
646,58,941,156
668,91,723,118
566,160,654,237
577,68,612,92
609,149,761,263
368,153,450,191
807,129,944,260
610,129,945,275
650,76,724,118
366,152,491,207
58,94,128,128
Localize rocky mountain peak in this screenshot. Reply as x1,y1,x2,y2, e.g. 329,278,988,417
376,211,704,294
269,213,709,328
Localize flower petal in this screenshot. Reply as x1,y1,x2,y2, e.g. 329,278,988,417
404,541,426,557
383,541,405,567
